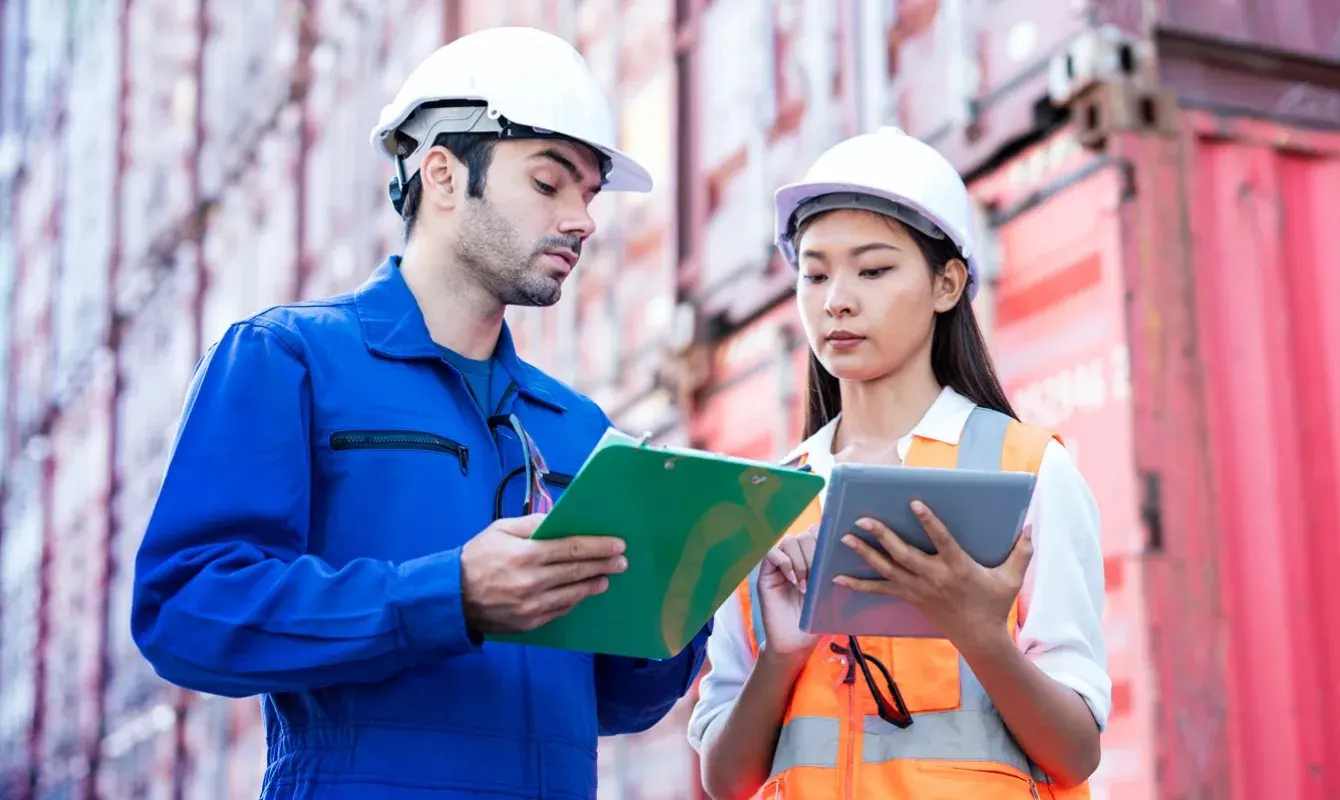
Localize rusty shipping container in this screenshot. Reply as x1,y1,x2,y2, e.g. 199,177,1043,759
970,107,1340,800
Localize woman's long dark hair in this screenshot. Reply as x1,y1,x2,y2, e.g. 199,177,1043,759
802,225,1018,439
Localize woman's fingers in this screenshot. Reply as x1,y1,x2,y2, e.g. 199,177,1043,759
780,536,810,587
852,517,931,575
765,545,798,585
840,533,918,584
797,532,817,592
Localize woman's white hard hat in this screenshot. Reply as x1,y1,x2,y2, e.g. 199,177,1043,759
774,126,982,300
370,26,652,207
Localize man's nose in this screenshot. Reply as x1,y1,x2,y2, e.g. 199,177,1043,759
557,202,596,241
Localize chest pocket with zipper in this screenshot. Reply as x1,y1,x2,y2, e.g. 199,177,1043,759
330,429,471,473
316,427,481,564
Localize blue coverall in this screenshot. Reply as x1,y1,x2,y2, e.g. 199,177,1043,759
131,256,712,798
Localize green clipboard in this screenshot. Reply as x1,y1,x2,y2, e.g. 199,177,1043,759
485,431,825,659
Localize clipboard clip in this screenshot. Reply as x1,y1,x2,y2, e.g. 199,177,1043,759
636,431,653,447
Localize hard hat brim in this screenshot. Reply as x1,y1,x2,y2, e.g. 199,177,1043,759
774,180,979,299
370,102,653,194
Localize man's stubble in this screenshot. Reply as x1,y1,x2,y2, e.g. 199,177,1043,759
454,195,572,308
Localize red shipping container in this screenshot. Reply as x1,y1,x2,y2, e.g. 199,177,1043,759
884,0,1110,173
0,453,48,786
106,261,202,725
1152,0,1340,129
693,302,805,462
198,0,304,199
1167,116,1340,800
975,137,1156,800
95,701,180,800
39,361,115,772
688,0,849,328
200,111,302,349
979,136,1144,558
120,0,200,272
51,0,119,404
972,111,1340,799
1154,0,1338,60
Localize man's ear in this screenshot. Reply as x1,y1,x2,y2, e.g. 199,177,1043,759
934,258,969,312
419,147,458,211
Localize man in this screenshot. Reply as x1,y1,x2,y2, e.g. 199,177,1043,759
131,27,711,799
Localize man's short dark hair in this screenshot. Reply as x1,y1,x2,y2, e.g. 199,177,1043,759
397,132,498,241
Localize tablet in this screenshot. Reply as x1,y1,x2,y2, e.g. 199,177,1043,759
799,463,1035,638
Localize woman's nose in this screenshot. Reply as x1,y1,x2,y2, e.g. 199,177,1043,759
823,279,858,317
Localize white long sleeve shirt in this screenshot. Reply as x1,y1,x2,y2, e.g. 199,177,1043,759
687,386,1111,753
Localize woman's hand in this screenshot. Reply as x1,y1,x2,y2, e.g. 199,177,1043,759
835,501,1032,653
756,526,821,660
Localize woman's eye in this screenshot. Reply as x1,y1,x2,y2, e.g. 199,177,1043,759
534,180,557,195
859,267,891,279
801,273,827,284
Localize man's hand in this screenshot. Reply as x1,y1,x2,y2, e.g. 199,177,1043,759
460,514,627,635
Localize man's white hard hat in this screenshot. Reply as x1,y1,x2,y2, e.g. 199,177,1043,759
774,127,982,300
370,26,651,211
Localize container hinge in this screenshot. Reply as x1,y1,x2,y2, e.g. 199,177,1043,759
1069,82,1180,150
1140,470,1164,553
1047,25,1178,150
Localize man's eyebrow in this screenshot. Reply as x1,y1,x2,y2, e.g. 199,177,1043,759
530,148,601,192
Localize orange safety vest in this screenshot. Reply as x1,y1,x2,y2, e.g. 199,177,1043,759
735,406,1091,799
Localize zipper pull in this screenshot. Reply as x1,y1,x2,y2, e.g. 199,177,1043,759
1029,779,1041,799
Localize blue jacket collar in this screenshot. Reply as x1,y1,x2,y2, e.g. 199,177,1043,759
354,256,567,412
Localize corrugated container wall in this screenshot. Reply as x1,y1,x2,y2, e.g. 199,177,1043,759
0,453,46,797
51,2,119,409
1172,116,1340,800
119,0,199,276
3,0,1339,798
103,257,200,746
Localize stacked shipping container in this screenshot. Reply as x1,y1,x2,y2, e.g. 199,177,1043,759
1,0,1338,798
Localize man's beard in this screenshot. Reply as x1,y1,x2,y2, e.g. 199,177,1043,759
453,196,581,308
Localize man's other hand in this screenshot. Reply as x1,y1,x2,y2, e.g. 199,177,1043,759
460,514,627,634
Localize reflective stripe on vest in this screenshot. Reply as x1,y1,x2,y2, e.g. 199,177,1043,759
741,406,1088,797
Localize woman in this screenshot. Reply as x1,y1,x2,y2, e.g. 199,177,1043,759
687,127,1109,799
